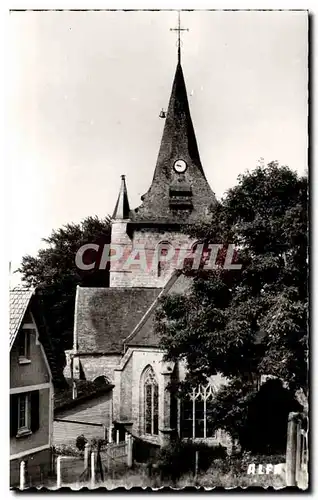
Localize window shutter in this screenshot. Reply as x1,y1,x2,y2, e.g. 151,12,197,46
30,390,40,432
10,395,18,437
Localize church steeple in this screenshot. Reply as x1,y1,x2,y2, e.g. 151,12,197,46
110,15,217,288
155,61,205,178
131,58,216,224
112,175,130,220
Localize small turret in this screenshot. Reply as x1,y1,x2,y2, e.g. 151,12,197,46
112,175,130,220
110,175,132,287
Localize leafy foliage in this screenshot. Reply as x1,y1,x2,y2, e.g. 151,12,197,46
157,163,308,448
75,434,88,451
18,216,111,373
156,440,226,481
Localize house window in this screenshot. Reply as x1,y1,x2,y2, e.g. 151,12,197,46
181,383,217,439
10,390,40,438
18,329,31,363
18,393,31,435
143,367,159,435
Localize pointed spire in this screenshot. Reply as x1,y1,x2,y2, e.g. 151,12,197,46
112,175,130,220
155,61,204,174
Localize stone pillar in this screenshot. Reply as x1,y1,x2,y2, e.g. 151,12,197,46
19,461,26,490
84,443,90,471
56,456,61,489
90,451,96,488
286,412,300,486
159,361,175,447
112,368,121,422
127,435,133,468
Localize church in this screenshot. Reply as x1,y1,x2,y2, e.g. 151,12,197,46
65,21,231,450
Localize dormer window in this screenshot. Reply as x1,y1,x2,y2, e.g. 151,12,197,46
18,329,31,364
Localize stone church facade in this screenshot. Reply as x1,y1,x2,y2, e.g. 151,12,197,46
65,50,231,449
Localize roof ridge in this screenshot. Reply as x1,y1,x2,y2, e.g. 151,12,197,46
77,286,161,291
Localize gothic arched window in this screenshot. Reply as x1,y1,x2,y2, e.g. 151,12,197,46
143,366,159,435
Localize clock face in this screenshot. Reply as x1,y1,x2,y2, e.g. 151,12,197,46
174,159,187,173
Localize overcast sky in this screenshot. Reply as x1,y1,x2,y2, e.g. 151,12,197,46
8,10,308,279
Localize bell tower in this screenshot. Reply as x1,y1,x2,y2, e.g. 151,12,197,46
110,14,216,288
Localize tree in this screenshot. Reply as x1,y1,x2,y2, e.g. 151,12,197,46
18,216,111,373
156,163,308,449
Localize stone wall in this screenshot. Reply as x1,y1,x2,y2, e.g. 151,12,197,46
110,225,195,288
79,354,122,383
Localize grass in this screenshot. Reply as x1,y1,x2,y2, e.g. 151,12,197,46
81,456,287,490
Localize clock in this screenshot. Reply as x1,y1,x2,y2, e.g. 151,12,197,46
174,159,187,173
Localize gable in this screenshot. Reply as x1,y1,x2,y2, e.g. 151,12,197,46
9,288,34,349
9,288,64,387
10,315,51,388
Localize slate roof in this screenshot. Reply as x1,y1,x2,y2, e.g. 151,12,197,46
9,287,34,349
112,175,130,220
126,272,192,347
54,378,114,415
74,272,193,353
75,286,161,353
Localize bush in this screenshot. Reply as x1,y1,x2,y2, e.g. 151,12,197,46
157,440,226,481
214,451,286,476
75,434,88,451
90,438,107,450
53,444,83,457
133,436,160,464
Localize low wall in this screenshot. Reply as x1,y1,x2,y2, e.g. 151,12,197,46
10,447,52,488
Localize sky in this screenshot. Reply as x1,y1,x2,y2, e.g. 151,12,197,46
7,9,308,281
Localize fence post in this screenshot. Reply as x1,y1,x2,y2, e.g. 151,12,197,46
56,456,61,489
108,425,113,444
295,420,302,485
127,435,133,468
84,443,90,471
286,412,298,486
116,430,120,444
106,444,110,472
90,451,95,488
19,460,26,490
194,451,199,479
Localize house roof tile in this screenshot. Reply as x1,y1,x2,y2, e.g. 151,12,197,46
9,287,34,349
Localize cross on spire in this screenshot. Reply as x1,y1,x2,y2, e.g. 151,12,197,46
170,11,189,64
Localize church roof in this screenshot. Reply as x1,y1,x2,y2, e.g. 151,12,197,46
125,271,192,347
112,175,130,220
74,286,161,354
74,273,193,354
130,62,216,224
